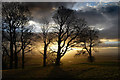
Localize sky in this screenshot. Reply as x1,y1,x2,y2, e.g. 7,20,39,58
23,2,119,46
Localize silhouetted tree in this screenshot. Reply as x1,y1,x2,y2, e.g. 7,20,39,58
52,6,87,65
2,2,31,69
76,27,99,62
38,17,55,67
20,26,33,69
2,43,10,69
2,30,10,69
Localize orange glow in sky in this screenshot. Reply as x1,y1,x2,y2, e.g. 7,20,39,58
100,39,119,42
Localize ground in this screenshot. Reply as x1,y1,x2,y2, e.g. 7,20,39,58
2,55,120,80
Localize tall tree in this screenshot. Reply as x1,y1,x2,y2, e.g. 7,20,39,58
38,17,54,67
2,2,31,69
52,6,87,65
21,26,33,69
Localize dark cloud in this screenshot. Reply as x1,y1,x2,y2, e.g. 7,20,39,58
76,4,119,39
100,5,119,16
76,8,107,26
23,2,75,21
24,2,75,14
24,2,75,8
23,2,119,39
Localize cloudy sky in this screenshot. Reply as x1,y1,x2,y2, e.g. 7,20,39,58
24,2,119,41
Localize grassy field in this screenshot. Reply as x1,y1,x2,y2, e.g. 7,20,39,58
2,54,120,80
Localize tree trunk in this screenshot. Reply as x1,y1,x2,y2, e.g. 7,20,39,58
10,41,13,69
56,47,61,66
14,46,18,69
89,43,92,58
89,30,93,62
56,24,62,66
14,28,18,69
9,25,13,69
21,28,24,69
43,44,47,67
22,48,24,69
56,56,61,66
89,40,93,62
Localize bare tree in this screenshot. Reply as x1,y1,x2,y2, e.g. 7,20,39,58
2,2,31,69
38,17,55,67
76,27,99,62
20,26,33,69
52,6,87,65
2,41,10,69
